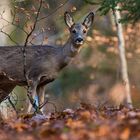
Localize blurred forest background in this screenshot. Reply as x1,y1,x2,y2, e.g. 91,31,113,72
0,0,140,118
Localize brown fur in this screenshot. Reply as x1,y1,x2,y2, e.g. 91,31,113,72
0,11,94,112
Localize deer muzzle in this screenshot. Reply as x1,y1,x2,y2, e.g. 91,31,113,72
75,37,84,45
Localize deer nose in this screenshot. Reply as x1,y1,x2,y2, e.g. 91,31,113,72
76,38,83,42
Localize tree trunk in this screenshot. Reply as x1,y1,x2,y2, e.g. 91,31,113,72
112,5,133,108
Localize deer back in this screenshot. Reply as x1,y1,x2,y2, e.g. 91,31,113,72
0,45,64,85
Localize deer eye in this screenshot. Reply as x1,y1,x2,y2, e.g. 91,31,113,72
83,29,86,33
72,29,76,33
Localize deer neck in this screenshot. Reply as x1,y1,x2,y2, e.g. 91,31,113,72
62,38,81,64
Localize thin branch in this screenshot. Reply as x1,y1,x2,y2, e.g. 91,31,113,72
29,28,45,45
0,13,28,35
39,98,49,109
39,99,57,112
37,0,69,22
24,0,43,47
0,29,19,45
7,96,18,115
27,92,42,114
23,0,43,80
29,0,70,45
23,0,43,113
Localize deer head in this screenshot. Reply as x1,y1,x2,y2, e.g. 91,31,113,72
64,11,94,47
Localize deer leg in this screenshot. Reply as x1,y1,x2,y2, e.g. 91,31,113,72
37,85,46,112
27,81,39,113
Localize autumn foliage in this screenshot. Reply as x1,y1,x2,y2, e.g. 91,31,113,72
0,103,140,140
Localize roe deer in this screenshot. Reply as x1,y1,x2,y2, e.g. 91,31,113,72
0,11,94,113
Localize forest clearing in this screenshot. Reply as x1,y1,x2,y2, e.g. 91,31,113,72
0,0,140,139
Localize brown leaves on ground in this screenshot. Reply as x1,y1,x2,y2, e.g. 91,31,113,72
1,104,140,140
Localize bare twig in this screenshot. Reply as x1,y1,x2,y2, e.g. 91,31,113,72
39,97,49,109
37,0,69,22
7,96,18,115
0,29,19,45
29,0,70,45
24,0,43,47
29,28,46,45
0,13,28,36
27,93,43,114
23,0,43,114
39,100,57,113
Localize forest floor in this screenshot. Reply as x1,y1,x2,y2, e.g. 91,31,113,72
0,103,140,140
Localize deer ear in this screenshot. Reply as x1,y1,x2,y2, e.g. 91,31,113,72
83,12,94,29
64,11,74,28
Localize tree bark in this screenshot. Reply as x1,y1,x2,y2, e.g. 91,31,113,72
113,5,133,108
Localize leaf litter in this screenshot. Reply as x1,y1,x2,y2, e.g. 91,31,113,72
0,103,140,140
